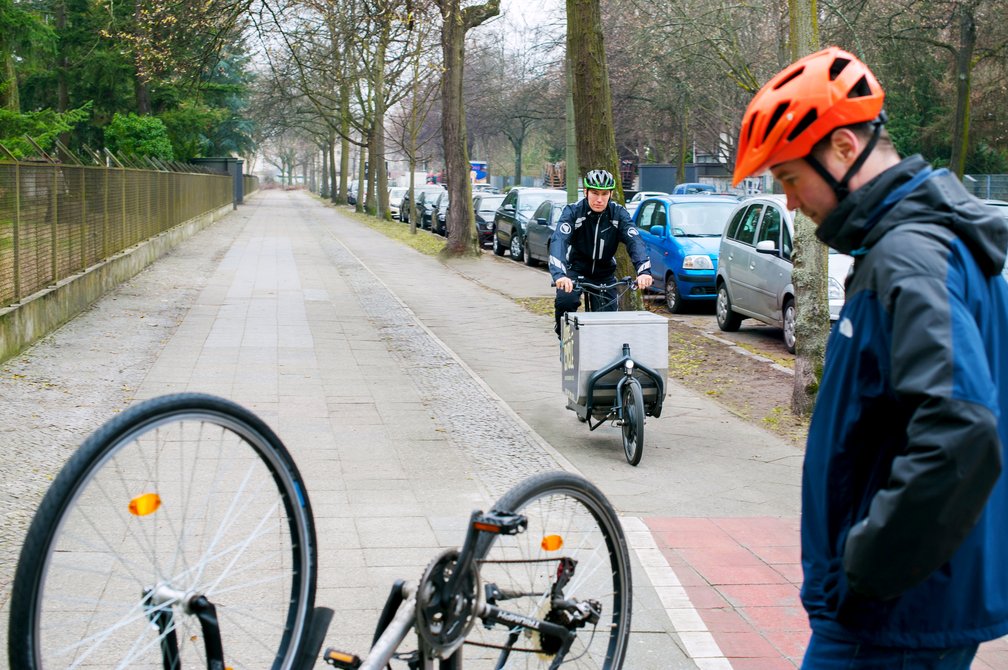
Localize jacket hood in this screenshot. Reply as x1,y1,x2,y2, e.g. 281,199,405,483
817,155,1008,276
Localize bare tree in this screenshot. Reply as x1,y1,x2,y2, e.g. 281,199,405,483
436,0,500,256
567,0,643,308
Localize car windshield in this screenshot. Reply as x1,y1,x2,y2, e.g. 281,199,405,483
670,202,737,236
478,196,505,213
520,192,567,213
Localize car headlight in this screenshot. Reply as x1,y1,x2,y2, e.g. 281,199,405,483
682,255,713,270
828,277,845,300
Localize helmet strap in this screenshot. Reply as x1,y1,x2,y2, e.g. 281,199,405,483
804,111,887,203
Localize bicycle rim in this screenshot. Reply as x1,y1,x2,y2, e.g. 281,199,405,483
468,471,631,668
621,380,644,466
8,393,317,670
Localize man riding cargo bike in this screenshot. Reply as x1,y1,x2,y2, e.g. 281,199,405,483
551,169,667,466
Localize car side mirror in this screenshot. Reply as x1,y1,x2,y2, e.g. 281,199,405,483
536,217,548,226
755,240,779,254
649,225,665,237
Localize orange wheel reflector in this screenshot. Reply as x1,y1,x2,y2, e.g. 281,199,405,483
541,534,564,552
128,493,161,517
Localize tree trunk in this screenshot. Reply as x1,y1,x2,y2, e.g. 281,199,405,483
511,136,524,185
320,142,329,197
438,0,500,256
567,0,641,309
133,0,151,114
1,53,18,111
565,51,579,202
950,5,975,179
338,82,351,203
788,0,826,417
356,135,367,213
676,114,688,184
369,15,391,217
329,137,338,205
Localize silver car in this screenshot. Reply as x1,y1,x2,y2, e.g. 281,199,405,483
714,195,852,353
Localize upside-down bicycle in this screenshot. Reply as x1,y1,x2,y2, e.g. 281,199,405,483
8,393,632,669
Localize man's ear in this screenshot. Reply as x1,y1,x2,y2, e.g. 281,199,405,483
829,128,861,167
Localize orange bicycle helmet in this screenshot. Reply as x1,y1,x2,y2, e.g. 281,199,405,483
732,46,885,187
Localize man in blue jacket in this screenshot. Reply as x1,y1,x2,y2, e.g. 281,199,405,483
549,169,653,338
732,47,1008,668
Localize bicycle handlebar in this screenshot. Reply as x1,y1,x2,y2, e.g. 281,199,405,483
573,276,637,292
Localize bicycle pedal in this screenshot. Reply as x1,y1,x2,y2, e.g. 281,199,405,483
322,647,362,668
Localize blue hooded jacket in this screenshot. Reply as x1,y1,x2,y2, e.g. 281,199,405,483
803,154,1008,647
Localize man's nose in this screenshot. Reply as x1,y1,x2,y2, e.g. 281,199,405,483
784,190,800,212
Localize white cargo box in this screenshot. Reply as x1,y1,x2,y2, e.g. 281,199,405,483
561,310,668,408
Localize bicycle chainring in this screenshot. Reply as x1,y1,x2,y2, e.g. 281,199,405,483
415,549,480,658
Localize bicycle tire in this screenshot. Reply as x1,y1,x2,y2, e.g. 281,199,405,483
468,471,632,668
8,393,318,670
620,380,644,466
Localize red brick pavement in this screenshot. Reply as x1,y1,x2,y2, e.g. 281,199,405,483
644,517,1008,668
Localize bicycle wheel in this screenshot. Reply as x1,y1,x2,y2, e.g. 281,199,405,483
8,393,317,670
467,471,631,668
620,379,644,466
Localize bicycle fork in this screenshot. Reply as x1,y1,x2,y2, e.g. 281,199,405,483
143,585,226,670
615,343,634,426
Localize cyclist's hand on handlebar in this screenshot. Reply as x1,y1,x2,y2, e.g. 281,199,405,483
636,274,654,290
556,277,574,293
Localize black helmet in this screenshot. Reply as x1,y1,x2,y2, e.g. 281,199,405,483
583,169,616,191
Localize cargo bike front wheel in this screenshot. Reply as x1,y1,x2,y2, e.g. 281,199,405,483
620,377,645,466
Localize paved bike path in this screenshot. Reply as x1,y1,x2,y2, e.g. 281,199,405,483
2,189,1003,668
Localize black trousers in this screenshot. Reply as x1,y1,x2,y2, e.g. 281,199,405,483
554,275,617,337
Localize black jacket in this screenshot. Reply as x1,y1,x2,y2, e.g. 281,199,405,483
548,199,651,282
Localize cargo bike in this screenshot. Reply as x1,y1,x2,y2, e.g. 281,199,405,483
559,277,668,466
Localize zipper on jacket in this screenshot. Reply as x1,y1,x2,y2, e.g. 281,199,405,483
591,209,602,275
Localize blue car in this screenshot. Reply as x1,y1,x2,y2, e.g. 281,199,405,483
634,195,739,313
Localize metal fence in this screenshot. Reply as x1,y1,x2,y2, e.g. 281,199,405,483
964,174,1008,201
0,159,257,308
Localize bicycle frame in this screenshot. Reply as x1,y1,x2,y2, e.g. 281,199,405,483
324,508,596,670
579,343,665,430
574,277,636,313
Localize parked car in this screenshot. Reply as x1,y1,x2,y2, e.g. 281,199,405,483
980,199,1008,278
983,198,1008,219
473,184,500,194
524,199,567,267
492,187,569,262
388,186,408,219
636,195,739,313
415,189,443,230
431,190,450,235
399,185,445,224
672,182,716,195
714,195,854,353
625,191,668,218
473,194,505,247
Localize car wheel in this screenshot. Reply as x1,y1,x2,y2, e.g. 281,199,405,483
716,283,742,332
510,233,524,262
492,231,505,256
524,242,538,267
664,274,683,313
782,297,797,354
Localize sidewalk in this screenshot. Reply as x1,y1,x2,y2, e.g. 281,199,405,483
1,188,1003,669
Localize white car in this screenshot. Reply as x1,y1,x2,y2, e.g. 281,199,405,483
388,187,408,218
625,191,668,217
714,195,852,353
